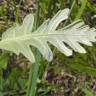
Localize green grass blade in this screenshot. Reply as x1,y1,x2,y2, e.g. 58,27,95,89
0,52,8,69
82,88,93,96
67,63,96,76
75,0,87,20
27,62,39,96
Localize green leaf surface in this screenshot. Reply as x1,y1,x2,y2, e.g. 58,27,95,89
82,88,93,96
67,63,96,76
0,53,8,69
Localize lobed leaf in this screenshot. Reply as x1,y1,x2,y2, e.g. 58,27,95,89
0,8,96,63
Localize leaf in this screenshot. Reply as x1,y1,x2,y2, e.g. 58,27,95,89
82,88,93,96
67,63,96,76
0,8,96,63
0,53,8,69
75,0,87,20
27,61,40,96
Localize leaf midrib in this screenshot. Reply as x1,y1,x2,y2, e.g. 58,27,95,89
0,32,89,43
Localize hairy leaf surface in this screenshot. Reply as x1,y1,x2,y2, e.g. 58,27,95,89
0,8,96,63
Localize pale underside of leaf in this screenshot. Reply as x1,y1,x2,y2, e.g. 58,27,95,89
0,8,96,63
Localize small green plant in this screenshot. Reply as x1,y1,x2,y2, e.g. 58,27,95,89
0,8,96,96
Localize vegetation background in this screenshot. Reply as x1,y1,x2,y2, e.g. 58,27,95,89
0,0,96,96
